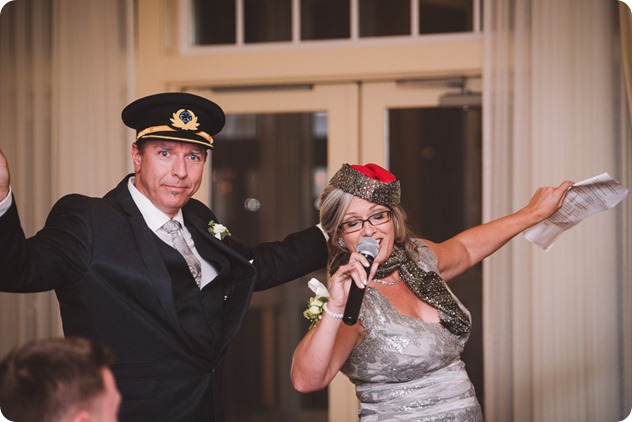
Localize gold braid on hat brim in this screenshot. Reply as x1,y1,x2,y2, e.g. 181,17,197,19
136,125,213,148
329,164,401,206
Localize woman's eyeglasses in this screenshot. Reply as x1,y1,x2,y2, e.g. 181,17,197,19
339,210,392,233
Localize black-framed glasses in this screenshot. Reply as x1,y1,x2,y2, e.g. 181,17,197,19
339,210,392,233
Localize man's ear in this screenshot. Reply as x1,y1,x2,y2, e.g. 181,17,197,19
70,410,91,422
131,143,142,171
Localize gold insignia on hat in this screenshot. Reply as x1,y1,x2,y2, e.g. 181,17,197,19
170,109,200,131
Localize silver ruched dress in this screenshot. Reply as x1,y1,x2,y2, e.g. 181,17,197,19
340,242,483,421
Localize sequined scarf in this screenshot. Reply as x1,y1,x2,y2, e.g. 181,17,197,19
375,246,471,337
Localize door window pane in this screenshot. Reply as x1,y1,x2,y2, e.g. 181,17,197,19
191,0,236,45
190,0,478,47
419,0,474,34
213,112,329,420
245,0,292,43
301,0,350,40
359,0,410,37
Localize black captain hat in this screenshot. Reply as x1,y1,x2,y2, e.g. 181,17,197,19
121,92,225,149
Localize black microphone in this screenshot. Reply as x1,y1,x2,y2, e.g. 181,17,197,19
343,237,380,326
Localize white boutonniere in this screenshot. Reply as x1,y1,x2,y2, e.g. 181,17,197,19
302,278,330,330
208,220,231,240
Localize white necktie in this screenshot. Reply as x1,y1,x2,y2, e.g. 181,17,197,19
162,220,202,288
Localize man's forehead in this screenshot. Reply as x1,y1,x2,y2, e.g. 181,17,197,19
148,140,206,152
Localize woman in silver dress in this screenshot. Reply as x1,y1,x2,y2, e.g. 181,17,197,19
291,163,572,421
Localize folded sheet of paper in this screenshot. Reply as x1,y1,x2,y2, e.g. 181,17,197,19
524,172,629,251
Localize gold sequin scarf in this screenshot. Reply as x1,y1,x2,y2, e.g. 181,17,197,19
375,246,471,337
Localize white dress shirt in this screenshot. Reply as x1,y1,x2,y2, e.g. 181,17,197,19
0,187,12,216
127,177,218,289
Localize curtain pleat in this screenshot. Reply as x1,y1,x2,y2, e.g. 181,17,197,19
620,3,632,125
483,1,631,421
619,3,632,416
0,0,133,355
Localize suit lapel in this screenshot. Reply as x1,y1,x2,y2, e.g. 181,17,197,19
111,176,189,344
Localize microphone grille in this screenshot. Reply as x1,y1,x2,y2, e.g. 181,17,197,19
357,237,380,258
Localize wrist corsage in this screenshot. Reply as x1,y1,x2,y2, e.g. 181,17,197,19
208,220,231,240
302,278,330,330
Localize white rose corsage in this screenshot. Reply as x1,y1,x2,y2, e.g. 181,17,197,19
302,278,330,330
208,220,231,240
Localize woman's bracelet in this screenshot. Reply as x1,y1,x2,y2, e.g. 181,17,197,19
323,302,343,319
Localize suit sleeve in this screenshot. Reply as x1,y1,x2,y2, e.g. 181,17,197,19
225,226,328,291
0,194,91,292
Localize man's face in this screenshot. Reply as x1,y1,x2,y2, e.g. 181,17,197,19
132,140,208,218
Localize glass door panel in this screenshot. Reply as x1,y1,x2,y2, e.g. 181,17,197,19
388,106,484,410
362,80,484,411
189,84,358,421
210,112,326,245
215,111,327,421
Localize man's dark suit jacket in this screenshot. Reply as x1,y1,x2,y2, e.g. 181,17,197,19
0,175,328,421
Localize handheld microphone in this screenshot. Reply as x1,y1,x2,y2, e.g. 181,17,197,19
343,237,380,326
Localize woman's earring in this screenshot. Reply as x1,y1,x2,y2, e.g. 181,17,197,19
337,237,348,250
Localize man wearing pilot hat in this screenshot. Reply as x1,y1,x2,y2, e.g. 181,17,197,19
0,92,328,421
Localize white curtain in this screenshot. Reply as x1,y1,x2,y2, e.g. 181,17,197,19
483,1,632,421
618,3,632,416
0,0,134,356
621,3,632,125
